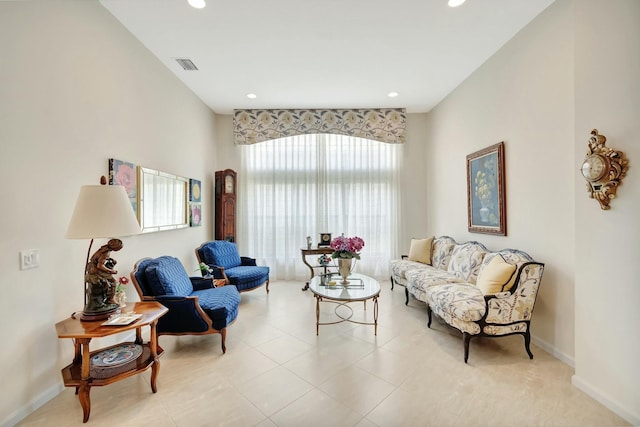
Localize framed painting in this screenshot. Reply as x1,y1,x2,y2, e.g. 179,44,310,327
108,158,138,216
190,203,202,227
466,142,506,235
189,178,202,203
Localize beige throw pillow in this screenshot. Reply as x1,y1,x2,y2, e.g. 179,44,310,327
476,255,517,295
408,237,434,265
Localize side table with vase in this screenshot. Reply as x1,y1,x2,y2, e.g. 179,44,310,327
55,301,168,423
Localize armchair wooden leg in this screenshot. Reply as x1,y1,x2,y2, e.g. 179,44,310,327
265,279,270,294
463,332,471,363
404,287,409,305
220,328,227,354
426,305,432,328
390,277,395,290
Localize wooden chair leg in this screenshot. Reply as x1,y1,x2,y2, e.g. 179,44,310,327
390,276,395,290
426,305,432,328
404,287,409,305
463,332,471,363
265,279,270,294
220,328,227,354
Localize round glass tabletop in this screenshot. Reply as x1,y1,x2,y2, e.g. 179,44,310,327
309,273,380,301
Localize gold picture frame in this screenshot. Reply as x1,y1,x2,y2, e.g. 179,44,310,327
466,142,506,235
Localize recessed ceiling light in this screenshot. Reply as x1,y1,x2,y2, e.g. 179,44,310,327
388,91,399,98
448,0,466,7
247,93,257,99
188,0,206,9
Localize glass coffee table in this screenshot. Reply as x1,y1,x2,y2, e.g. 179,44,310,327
308,273,380,335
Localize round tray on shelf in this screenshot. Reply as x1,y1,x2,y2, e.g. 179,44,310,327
91,343,143,368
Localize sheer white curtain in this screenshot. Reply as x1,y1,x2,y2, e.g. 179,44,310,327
238,133,401,280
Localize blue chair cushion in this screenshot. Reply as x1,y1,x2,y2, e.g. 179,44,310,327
225,266,269,283
202,241,242,270
143,256,193,297
225,266,270,292
191,285,241,330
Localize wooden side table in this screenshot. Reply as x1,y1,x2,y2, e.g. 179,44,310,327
55,301,168,423
300,247,334,291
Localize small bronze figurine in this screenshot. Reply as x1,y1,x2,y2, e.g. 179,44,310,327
84,238,122,314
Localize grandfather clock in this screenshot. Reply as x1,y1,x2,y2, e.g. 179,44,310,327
215,169,236,242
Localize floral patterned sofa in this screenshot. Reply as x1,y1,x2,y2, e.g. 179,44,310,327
390,236,544,363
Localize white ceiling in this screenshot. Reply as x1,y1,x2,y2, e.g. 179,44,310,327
99,0,555,115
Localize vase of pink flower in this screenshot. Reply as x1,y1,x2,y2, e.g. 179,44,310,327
114,276,129,308
330,235,365,285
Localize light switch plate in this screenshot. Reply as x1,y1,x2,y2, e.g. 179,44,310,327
20,249,40,270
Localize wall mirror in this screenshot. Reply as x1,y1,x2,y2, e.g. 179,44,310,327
138,166,189,233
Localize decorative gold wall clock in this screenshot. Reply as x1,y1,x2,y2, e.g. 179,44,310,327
581,129,628,210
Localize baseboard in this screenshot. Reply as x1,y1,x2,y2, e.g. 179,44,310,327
531,335,575,367
572,374,640,426
1,383,64,427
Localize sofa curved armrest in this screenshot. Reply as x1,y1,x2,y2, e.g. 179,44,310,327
240,256,257,266
484,262,545,324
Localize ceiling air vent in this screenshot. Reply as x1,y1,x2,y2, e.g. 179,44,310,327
175,58,198,71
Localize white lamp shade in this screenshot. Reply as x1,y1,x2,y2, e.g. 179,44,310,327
66,185,141,239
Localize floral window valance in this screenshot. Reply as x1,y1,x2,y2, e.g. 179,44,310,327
233,108,407,145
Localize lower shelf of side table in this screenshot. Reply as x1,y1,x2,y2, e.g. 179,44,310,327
60,341,164,388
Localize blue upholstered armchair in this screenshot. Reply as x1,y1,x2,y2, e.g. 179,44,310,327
195,241,270,293
130,256,241,353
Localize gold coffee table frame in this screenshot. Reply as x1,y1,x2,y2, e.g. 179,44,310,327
308,273,380,335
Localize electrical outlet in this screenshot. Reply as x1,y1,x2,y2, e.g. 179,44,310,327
20,249,40,270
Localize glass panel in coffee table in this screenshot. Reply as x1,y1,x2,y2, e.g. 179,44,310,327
308,273,380,335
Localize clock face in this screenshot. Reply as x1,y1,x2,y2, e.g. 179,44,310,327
224,175,234,194
581,154,607,182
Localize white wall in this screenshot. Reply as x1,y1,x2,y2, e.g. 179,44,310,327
573,1,640,424
0,1,218,425
423,0,639,424
399,114,430,253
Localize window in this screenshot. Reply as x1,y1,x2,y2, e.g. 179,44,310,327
239,133,401,280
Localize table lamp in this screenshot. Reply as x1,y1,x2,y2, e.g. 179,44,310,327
66,177,141,321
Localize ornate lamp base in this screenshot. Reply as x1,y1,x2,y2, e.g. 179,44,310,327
80,305,120,322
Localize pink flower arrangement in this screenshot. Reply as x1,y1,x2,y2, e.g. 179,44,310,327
330,235,365,259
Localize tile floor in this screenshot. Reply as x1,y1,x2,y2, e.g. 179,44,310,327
18,280,630,427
